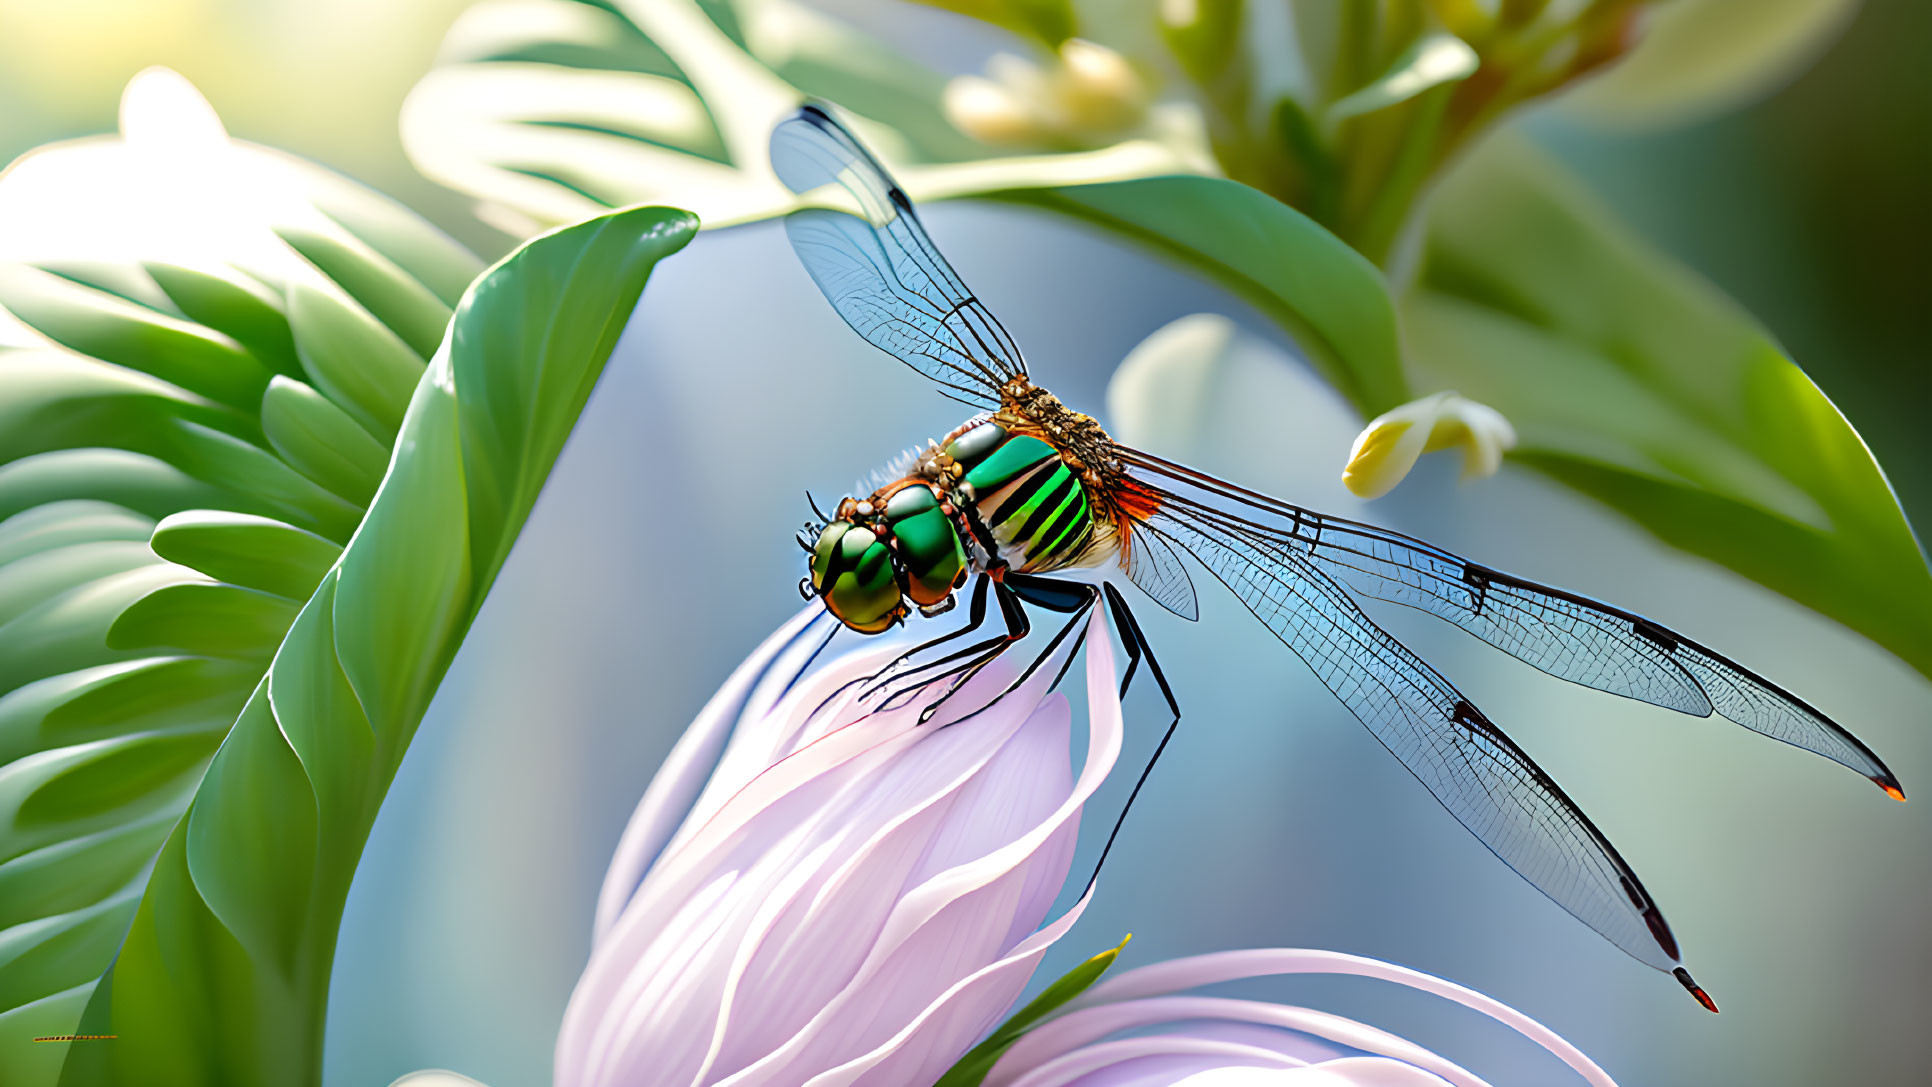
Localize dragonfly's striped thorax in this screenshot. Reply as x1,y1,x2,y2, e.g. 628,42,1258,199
940,414,1112,576
804,390,1119,632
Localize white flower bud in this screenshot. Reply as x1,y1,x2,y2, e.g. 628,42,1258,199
943,39,1152,148
1342,391,1517,499
943,74,1053,146
1050,39,1149,133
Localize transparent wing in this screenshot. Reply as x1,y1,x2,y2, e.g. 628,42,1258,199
771,104,1026,408
1123,523,1199,621
1117,446,1902,799
1127,499,1682,970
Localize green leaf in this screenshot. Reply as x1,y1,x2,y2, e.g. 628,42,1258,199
285,282,426,444
105,582,299,659
148,512,341,603
0,91,697,1084
0,265,275,412
1160,0,1245,89
998,175,1408,414
902,0,1077,46
258,376,390,506
934,935,1131,1087
141,263,303,380
1562,0,1860,127
80,204,692,1086
274,227,453,360
400,0,1201,233
1403,135,1932,676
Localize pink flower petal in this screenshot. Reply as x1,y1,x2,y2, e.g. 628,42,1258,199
1177,1060,1451,1086
1007,1035,1302,1087
988,948,1611,1087
721,611,1122,1087
594,606,828,938
557,608,1123,1087
989,997,1483,1087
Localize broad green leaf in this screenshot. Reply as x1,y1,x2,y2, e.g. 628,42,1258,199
1563,0,1860,127
395,0,1420,417
0,68,698,1087
8,205,697,1087
400,0,1203,232
934,935,1131,1087
999,175,1408,414
141,262,303,379
1402,135,1932,676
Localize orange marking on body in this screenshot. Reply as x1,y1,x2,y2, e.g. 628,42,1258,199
1113,478,1164,523
1673,967,1719,1013
1883,782,1907,802
1688,985,1719,1014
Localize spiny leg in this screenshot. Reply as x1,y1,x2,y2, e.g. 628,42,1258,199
1083,583,1183,894
930,575,1099,729
866,590,1019,708
1004,574,1102,701
848,574,997,705
873,579,1031,714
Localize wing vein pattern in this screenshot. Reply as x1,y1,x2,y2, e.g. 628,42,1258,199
771,105,1026,407
1127,478,1679,967
1119,447,1898,793
1116,445,1903,967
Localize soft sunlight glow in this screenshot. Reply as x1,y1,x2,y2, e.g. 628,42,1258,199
0,67,321,277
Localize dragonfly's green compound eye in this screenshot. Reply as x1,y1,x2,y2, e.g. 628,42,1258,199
809,520,904,634
883,484,967,607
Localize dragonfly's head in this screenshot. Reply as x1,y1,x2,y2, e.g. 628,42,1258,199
798,484,969,634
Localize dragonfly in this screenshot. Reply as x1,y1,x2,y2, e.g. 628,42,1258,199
771,103,1903,1012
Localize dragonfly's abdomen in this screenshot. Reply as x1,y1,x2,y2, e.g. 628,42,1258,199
945,423,1097,573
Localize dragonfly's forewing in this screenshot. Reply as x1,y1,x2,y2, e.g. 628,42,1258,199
1118,445,1902,796
1124,476,1684,968
771,105,1026,408
1114,442,1904,972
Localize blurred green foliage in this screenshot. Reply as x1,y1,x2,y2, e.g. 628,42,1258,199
1542,0,1932,530
1407,134,1932,676
391,0,1931,679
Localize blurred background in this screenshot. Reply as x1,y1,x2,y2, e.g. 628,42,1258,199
2,1,1927,1086
4,0,1923,520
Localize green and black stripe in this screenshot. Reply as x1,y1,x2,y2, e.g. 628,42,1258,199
946,424,1095,572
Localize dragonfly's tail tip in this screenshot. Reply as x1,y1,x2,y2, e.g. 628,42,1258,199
1673,967,1719,1013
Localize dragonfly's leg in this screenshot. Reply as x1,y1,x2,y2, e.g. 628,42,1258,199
929,576,1099,728
868,581,1025,709
1083,584,1183,894
897,585,1032,719
850,575,993,703
873,580,1030,714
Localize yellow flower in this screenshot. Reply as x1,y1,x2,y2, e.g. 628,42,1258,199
1342,391,1517,498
